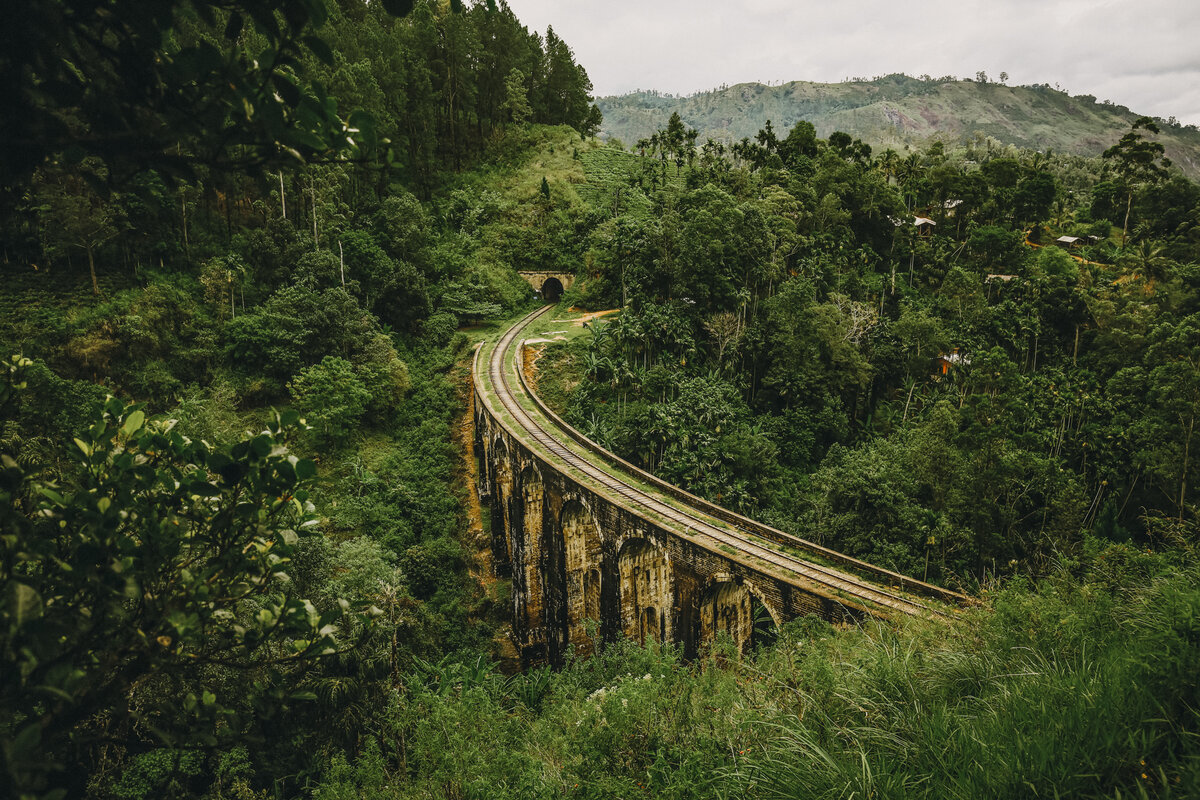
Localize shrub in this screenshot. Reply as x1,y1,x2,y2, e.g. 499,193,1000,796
289,356,372,447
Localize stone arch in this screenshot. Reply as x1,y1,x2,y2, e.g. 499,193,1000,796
698,575,780,653
541,276,564,302
489,437,513,576
561,498,604,654
474,423,489,499
617,537,672,644
512,463,546,651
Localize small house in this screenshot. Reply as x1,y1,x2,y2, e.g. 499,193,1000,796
1055,235,1083,248
933,348,971,376
913,216,937,236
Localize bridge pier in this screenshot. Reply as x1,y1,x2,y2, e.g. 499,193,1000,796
617,537,672,645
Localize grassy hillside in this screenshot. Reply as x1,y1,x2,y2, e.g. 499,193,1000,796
598,74,1200,176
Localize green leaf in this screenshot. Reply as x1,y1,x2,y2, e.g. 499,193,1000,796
250,434,273,459
122,409,145,437
304,36,334,66
272,74,301,108
6,582,44,627
381,0,415,16
73,438,91,457
295,458,317,480
224,11,244,40
207,452,233,472
39,487,65,505
9,722,42,759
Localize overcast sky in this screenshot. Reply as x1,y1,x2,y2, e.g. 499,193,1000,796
504,0,1200,125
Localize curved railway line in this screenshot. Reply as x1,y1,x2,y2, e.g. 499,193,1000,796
476,305,972,621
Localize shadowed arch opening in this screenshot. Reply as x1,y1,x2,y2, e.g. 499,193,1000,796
618,537,671,644
513,464,545,649
489,438,512,575
561,499,604,653
699,580,779,653
541,276,564,302
749,594,779,651
700,582,751,651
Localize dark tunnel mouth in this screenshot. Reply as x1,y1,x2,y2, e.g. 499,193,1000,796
541,277,564,302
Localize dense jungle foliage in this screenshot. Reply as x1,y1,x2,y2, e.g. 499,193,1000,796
1,0,1198,798
552,112,1200,592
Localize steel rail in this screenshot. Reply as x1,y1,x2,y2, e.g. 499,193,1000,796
475,306,963,620
513,317,972,608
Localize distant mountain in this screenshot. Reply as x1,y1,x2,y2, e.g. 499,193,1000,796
596,74,1200,177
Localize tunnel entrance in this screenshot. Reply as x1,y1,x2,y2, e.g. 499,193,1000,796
541,277,564,302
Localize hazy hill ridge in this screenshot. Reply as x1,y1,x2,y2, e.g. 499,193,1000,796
597,74,1200,176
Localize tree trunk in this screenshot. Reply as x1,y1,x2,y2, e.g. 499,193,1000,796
181,190,189,258
1180,411,1194,524
1121,190,1133,247
86,245,98,296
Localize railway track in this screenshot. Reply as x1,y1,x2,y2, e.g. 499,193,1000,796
478,305,970,620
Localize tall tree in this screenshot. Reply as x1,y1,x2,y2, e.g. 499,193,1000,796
502,68,533,126
38,171,121,296
1103,116,1171,246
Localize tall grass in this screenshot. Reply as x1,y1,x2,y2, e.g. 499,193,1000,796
311,563,1200,799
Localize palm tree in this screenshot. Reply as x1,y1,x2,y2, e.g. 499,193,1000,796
898,154,923,211
1126,240,1172,283
876,148,901,185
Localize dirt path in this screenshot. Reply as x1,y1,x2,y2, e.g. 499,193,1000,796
522,342,545,392
568,307,619,326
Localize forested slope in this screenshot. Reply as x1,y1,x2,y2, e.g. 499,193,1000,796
0,1,601,796
552,110,1200,593
597,74,1200,177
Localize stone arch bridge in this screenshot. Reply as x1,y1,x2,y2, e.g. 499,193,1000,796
474,306,969,667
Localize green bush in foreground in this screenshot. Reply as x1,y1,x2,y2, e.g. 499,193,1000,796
0,358,370,799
